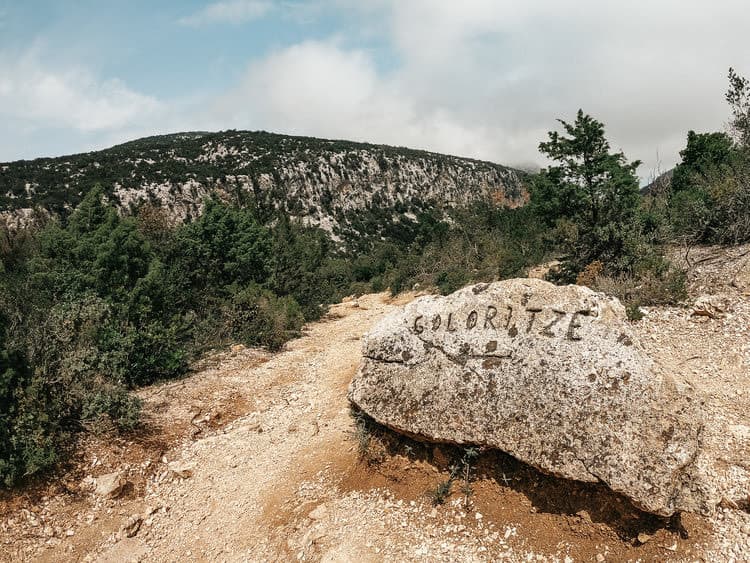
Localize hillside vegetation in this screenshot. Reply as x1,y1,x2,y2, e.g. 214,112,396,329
0,130,526,244
0,67,749,488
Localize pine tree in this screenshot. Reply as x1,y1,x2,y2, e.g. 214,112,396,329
532,110,642,276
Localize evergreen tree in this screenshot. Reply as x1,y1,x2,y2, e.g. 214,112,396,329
727,67,750,148
532,110,643,276
671,131,734,192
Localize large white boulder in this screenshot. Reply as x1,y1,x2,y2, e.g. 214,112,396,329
349,279,712,516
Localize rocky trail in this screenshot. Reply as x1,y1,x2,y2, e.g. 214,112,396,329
2,245,750,562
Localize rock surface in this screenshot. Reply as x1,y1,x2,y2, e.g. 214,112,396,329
167,461,195,479
692,293,733,319
349,278,711,516
0,131,526,236
94,472,128,499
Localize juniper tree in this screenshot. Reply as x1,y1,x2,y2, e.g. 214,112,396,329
532,110,643,277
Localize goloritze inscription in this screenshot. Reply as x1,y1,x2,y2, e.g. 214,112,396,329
411,303,590,340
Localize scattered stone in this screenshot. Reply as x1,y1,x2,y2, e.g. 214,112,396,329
79,475,96,492
167,461,195,479
637,532,652,544
119,515,143,539
308,503,328,520
349,279,710,516
94,472,128,499
692,294,732,319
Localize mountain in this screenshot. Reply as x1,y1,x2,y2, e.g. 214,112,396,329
641,168,673,196
0,130,528,240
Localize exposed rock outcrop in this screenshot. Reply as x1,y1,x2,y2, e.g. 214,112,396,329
0,131,527,236
349,279,713,516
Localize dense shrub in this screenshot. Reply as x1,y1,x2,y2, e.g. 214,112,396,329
0,337,53,487
0,190,350,485
663,69,750,246
221,284,304,351
363,204,549,295
586,262,688,312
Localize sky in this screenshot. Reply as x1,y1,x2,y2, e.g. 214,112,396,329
1,0,750,180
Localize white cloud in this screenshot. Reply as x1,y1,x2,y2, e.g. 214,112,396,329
178,0,272,26
0,51,161,133
202,0,750,177
381,0,750,174
205,40,513,162
5,0,750,177
0,48,172,160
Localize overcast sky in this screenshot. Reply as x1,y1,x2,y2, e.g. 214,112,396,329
2,1,749,180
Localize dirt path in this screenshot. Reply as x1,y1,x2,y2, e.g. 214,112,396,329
2,248,750,562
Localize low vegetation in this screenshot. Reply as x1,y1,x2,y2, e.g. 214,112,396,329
1,67,749,487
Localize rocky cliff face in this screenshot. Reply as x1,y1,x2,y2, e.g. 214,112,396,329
0,131,528,236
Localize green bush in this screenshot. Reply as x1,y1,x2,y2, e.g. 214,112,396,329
81,386,142,432
626,304,644,322
587,262,687,311
0,343,57,487
664,70,750,245
0,190,350,485
222,284,304,351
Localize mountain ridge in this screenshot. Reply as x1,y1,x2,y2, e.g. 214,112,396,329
0,130,528,239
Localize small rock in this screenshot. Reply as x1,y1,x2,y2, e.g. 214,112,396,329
637,532,652,544
79,475,96,492
167,461,195,479
94,472,128,499
596,554,605,562
692,294,732,319
119,515,143,538
308,503,328,520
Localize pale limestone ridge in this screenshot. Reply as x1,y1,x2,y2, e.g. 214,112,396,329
0,131,527,234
